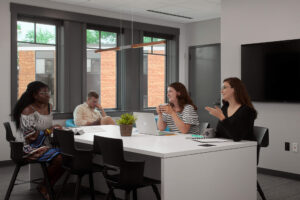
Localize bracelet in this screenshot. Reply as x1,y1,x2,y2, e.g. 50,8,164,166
45,129,52,135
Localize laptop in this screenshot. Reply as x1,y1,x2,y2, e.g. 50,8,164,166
133,112,175,136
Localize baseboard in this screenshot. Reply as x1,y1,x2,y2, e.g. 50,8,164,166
0,160,13,166
258,167,300,181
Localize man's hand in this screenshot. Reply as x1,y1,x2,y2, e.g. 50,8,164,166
96,104,103,110
86,119,101,126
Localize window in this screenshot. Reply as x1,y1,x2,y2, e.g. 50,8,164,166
86,29,117,109
143,36,166,108
17,21,57,109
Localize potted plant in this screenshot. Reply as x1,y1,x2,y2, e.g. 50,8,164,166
116,113,137,136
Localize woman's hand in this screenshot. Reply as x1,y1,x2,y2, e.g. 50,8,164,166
205,106,226,121
160,105,174,115
156,105,162,116
28,146,49,160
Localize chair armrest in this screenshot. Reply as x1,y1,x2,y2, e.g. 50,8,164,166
103,164,118,173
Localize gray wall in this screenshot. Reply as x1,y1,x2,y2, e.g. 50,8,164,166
185,18,221,88
186,18,221,47
222,0,300,174
0,0,11,161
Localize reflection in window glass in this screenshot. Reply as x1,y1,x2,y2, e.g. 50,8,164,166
143,37,166,108
143,36,151,43
153,42,165,55
87,59,92,72
101,31,117,49
17,20,57,110
18,43,56,109
86,29,117,109
87,29,99,49
36,23,56,44
153,38,164,42
36,59,45,74
17,21,34,42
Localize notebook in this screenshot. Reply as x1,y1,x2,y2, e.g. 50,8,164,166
133,112,175,136
69,126,105,135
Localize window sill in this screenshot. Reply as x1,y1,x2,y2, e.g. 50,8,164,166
53,112,73,120
53,109,157,120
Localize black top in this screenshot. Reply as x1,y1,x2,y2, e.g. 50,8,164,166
215,103,256,142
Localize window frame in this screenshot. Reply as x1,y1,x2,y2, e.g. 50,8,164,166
11,3,179,119
86,26,120,111
13,16,61,112
141,34,169,110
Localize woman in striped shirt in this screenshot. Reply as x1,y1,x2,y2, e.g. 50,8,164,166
156,82,200,134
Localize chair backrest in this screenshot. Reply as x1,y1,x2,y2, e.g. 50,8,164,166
94,136,124,168
53,129,76,155
253,126,269,148
253,126,269,165
199,122,210,134
3,122,16,142
65,119,76,128
3,122,26,164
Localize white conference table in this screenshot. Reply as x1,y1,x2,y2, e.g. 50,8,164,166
74,125,257,200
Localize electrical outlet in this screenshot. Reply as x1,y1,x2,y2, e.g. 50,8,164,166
285,142,290,151
292,143,298,153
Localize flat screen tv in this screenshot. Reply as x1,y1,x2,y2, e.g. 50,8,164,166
241,39,300,102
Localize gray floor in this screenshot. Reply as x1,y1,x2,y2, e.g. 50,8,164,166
0,163,300,200
0,164,108,200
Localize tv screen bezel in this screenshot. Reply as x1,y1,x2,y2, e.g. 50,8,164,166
241,38,300,103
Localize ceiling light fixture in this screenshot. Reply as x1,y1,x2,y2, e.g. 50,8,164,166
94,40,166,53
95,7,166,53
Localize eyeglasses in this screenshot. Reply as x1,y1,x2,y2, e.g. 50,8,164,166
221,86,231,90
39,91,51,96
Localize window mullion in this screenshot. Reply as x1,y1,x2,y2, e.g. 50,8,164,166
34,23,36,43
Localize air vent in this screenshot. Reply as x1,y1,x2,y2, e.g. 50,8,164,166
147,10,193,19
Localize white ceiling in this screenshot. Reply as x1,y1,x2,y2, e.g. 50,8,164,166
48,0,221,23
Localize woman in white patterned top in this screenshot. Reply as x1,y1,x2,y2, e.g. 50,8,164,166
12,81,64,200
156,82,200,134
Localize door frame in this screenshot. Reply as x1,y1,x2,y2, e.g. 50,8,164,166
188,43,221,127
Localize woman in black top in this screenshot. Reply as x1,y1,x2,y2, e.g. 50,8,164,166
205,77,257,141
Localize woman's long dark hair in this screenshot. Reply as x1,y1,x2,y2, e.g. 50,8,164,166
223,77,257,119
168,82,197,111
12,81,48,129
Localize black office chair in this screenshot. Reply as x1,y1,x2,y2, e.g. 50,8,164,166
53,129,103,200
3,122,55,200
199,122,210,134
93,135,161,200
253,126,269,200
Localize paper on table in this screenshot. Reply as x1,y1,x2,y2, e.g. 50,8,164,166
196,138,229,143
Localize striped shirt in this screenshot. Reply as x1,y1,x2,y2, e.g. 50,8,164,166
162,104,200,134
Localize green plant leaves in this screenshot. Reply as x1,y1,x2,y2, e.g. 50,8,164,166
116,113,137,125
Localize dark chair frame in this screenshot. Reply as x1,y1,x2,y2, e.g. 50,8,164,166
199,122,210,134
253,126,269,200
53,129,103,200
3,122,55,200
93,135,161,200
